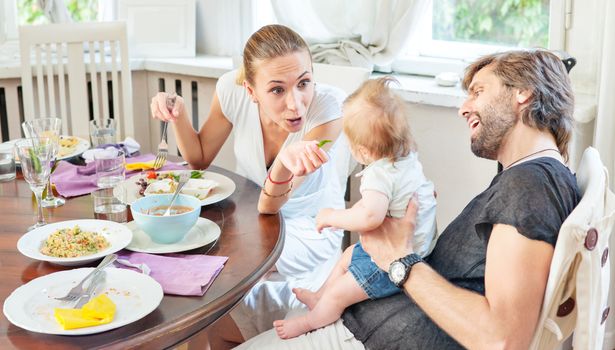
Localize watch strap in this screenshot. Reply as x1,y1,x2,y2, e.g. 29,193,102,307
393,253,423,288
400,253,423,269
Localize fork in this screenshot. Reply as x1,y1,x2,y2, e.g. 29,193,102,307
73,270,106,308
153,93,177,170
54,253,117,301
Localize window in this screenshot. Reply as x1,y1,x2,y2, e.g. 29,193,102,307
18,0,99,24
1,0,18,42
393,0,564,76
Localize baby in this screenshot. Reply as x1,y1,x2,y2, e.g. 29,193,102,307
273,77,437,339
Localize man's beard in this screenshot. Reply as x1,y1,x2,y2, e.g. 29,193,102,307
470,95,517,160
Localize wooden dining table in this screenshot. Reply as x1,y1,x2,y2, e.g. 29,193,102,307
0,165,284,349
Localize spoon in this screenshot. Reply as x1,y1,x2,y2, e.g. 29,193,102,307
162,172,190,216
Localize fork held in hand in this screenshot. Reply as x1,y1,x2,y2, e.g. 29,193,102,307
153,92,177,170
54,253,117,301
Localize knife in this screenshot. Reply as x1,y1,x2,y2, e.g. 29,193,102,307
73,270,106,309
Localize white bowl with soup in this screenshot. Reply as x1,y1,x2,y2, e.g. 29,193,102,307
130,194,201,244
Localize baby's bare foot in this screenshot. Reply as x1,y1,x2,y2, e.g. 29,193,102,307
273,317,312,339
293,288,319,310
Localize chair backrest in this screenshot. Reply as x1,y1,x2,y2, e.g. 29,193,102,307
19,22,133,141
531,147,615,349
312,63,370,189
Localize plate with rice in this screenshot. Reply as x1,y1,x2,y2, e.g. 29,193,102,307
17,220,133,266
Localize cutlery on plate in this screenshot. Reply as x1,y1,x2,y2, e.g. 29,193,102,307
54,253,117,301
115,258,151,275
162,172,190,216
73,270,106,308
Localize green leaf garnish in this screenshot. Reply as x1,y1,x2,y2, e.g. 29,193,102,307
190,170,203,179
317,139,332,148
28,148,42,173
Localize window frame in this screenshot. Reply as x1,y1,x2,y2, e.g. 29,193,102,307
391,0,567,77
1,0,18,41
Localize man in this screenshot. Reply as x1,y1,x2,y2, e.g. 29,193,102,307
235,49,581,349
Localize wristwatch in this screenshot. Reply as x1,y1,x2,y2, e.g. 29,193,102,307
388,253,423,288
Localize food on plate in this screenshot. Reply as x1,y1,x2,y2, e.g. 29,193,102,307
40,226,110,258
54,294,116,330
143,178,177,195
145,205,194,216
58,136,80,157
136,171,218,200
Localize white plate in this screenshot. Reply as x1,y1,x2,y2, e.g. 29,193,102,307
2,268,163,335
124,217,221,254
120,170,236,206
2,135,90,161
17,219,133,266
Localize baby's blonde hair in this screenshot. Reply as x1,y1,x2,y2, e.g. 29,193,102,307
343,77,415,161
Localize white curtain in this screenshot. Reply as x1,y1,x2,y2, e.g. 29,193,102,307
38,0,72,23
270,0,430,70
593,0,615,191
593,3,615,349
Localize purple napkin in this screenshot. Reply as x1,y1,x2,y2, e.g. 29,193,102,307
115,251,228,296
51,161,100,197
51,154,188,198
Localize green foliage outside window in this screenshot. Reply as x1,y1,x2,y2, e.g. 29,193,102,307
433,0,549,48
18,0,98,24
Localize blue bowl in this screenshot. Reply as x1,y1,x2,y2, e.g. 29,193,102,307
130,194,201,244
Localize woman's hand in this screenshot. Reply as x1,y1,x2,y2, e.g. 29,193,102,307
278,141,329,177
360,195,419,271
150,92,186,122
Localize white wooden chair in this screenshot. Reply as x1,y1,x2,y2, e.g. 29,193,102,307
19,22,133,141
531,147,615,349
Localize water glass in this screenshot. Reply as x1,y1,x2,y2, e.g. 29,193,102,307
90,118,117,147
15,138,55,231
0,147,16,182
95,148,125,188
92,186,127,223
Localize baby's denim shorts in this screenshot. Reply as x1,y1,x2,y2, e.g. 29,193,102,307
348,243,401,300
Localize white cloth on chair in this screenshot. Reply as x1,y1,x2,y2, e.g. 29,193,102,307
530,147,615,350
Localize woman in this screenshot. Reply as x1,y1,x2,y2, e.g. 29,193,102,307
150,24,348,342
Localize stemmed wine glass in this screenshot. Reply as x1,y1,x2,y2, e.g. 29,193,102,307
22,117,65,207
14,138,55,231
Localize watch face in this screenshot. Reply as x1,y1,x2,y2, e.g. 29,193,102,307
390,261,406,284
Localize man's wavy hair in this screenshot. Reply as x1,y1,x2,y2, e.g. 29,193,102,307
462,50,575,162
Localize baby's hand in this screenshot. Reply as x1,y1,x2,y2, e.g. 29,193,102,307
316,208,334,233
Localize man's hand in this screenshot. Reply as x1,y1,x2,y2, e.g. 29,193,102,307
360,195,418,270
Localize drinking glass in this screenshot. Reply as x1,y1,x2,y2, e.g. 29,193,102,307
92,186,127,223
15,138,55,231
95,149,125,188
90,118,117,147
22,117,65,208
0,145,16,182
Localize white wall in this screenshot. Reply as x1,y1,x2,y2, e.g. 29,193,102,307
194,0,252,57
